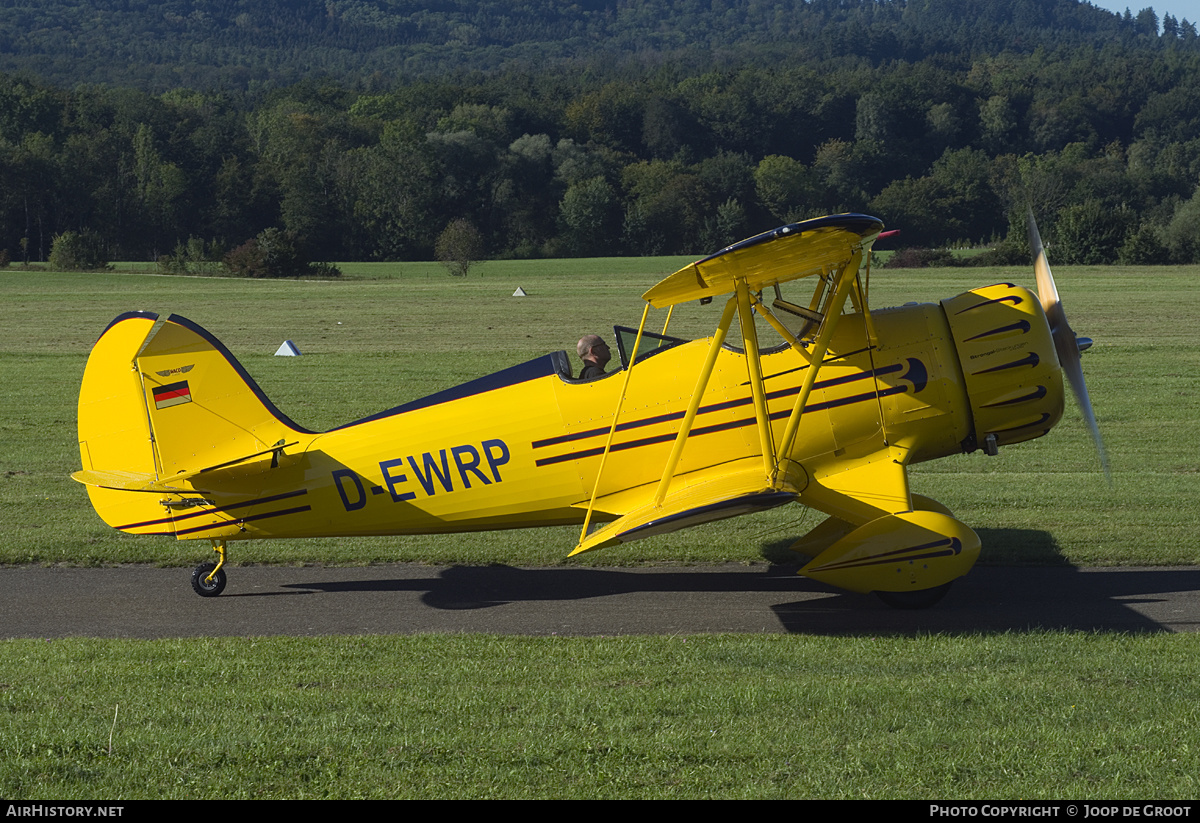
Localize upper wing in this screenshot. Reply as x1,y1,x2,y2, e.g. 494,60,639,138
642,213,883,308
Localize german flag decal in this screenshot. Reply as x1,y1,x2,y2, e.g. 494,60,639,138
153,380,192,409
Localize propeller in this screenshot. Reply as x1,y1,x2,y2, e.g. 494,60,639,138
1027,211,1111,481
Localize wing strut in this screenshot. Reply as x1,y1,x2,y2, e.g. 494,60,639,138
773,249,863,481
736,277,776,478
651,294,739,507
747,292,808,355
573,216,883,555
648,250,869,512
578,302,653,543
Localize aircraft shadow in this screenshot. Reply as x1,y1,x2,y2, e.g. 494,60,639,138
768,566,1200,635
282,562,1200,636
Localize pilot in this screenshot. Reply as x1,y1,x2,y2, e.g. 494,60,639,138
576,334,611,380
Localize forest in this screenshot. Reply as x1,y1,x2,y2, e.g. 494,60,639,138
2,0,1200,267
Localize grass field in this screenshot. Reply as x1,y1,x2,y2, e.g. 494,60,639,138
3,633,1199,799
2,258,1199,798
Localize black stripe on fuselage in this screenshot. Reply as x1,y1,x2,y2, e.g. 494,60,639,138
532,359,900,452
114,489,309,531
533,369,914,467
173,505,312,536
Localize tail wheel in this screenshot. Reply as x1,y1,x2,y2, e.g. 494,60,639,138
191,561,227,597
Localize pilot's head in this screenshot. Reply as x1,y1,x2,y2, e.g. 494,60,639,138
577,334,610,367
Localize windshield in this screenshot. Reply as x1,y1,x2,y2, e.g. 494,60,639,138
614,325,690,370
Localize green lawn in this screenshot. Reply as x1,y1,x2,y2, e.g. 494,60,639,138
2,633,1199,799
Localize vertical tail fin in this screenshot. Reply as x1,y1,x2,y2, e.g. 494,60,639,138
75,313,309,535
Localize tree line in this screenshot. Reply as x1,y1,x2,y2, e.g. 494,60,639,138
3,1,1200,267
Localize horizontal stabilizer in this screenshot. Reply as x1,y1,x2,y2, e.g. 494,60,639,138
72,440,298,494
71,469,163,492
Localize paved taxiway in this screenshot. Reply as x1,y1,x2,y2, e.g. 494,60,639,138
4,564,1200,637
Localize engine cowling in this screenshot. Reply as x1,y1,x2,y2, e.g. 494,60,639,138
941,283,1065,452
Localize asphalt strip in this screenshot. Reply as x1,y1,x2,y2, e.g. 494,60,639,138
4,564,1200,638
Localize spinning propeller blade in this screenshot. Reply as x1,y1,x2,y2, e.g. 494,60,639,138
1027,211,1111,481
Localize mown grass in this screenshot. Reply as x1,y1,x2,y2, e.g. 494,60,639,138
2,633,1199,799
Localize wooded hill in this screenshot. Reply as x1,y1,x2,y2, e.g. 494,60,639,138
0,0,1174,90
2,0,1200,266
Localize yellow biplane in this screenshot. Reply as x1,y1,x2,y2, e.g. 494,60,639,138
72,213,1105,608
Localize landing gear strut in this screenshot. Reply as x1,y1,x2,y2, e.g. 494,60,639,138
191,539,227,597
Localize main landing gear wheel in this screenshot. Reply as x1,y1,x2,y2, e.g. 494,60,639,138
875,583,952,610
191,561,227,597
